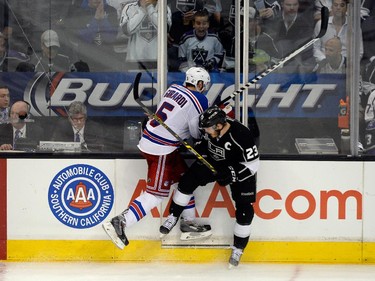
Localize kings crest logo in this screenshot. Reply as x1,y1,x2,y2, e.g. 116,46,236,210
48,164,114,229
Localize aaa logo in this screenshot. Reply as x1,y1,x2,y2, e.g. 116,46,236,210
48,164,114,229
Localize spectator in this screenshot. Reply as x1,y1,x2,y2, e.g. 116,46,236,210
0,85,10,123
120,0,171,67
51,101,105,152
271,0,315,72
225,6,280,73
0,100,44,151
314,0,370,22
313,0,364,63
30,29,71,73
66,0,119,72
314,37,346,74
0,32,30,72
178,9,224,72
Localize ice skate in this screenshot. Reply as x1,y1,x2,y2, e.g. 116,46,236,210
179,219,212,241
102,215,129,250
228,246,243,269
159,214,179,237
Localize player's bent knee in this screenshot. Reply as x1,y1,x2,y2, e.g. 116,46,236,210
235,204,254,225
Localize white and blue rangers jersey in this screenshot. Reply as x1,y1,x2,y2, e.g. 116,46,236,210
138,84,209,155
120,1,171,61
178,30,224,67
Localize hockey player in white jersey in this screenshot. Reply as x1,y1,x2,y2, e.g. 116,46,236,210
160,106,260,268
120,0,171,62
103,67,212,249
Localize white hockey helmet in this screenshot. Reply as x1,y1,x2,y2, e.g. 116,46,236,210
184,67,211,93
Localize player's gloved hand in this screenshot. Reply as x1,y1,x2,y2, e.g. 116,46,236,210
216,166,237,186
177,144,188,153
193,139,208,157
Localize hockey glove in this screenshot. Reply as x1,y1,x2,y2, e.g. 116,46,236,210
203,58,217,71
216,166,237,186
193,139,208,156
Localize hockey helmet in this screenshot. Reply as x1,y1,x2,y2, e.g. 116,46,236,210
184,67,211,93
199,106,227,128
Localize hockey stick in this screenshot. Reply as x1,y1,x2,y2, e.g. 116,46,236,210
133,72,217,175
217,6,330,107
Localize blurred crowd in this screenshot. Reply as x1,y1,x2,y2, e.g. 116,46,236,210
0,0,372,75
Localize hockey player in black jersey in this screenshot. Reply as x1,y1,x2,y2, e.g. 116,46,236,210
160,106,260,268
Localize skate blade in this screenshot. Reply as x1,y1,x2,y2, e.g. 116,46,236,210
179,230,212,241
228,263,236,270
102,222,125,250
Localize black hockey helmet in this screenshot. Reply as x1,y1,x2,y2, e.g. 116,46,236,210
199,106,227,128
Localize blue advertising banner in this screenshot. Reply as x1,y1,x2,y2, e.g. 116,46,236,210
0,72,346,118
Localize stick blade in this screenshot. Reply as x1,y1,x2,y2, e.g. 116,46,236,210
316,6,329,38
133,72,142,101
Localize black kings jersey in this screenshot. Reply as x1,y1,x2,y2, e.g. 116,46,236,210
206,119,260,181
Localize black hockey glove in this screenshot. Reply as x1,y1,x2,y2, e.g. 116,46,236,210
216,166,237,186
193,139,208,156
203,58,217,71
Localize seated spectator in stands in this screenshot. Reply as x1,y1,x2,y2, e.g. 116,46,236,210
271,0,315,72
178,9,224,72
0,32,30,72
66,0,119,72
120,0,171,67
0,85,10,123
314,37,346,74
168,0,223,71
225,7,280,73
51,101,105,152
0,100,44,151
30,30,71,73
313,0,363,63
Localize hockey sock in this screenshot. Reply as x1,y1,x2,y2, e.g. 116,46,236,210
233,222,251,249
125,192,163,227
181,195,196,221
169,189,191,218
